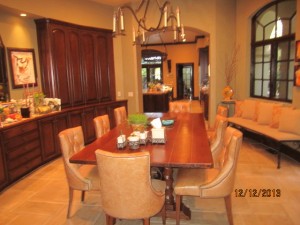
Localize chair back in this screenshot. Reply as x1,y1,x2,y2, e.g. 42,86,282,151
93,114,110,138
201,127,243,197
114,106,127,126
58,126,90,190
95,150,165,220
217,105,228,117
169,101,191,113
210,118,228,166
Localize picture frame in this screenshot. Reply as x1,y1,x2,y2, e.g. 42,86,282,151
295,65,300,87
7,48,37,89
296,40,300,62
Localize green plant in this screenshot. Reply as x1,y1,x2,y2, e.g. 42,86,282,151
128,113,148,125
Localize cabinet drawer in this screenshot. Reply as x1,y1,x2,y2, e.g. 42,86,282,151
9,156,42,181
5,131,39,149
6,140,41,160
2,122,38,139
7,147,41,170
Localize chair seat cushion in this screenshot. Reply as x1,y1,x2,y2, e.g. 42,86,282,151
79,165,100,190
174,168,219,196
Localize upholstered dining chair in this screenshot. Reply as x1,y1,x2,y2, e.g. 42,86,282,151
217,105,229,117
210,118,228,167
114,106,127,126
174,127,243,225
169,101,191,113
93,114,110,138
95,150,166,225
58,126,100,218
206,105,228,142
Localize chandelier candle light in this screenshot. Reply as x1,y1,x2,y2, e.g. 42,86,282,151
113,0,186,45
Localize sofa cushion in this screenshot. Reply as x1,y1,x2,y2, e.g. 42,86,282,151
270,105,282,128
257,102,275,125
234,100,244,117
241,99,256,120
278,108,300,136
228,117,300,141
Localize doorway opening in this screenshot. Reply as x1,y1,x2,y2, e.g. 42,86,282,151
176,63,194,100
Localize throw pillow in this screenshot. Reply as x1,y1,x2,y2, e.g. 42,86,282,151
234,100,243,117
257,102,274,125
270,105,282,128
278,108,300,136
241,99,256,120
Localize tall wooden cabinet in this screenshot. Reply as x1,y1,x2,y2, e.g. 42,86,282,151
35,19,116,108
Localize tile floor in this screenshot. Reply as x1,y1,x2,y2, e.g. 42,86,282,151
0,100,299,225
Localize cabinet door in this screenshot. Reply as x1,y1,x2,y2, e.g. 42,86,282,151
39,113,68,161
39,117,56,160
95,33,115,102
81,32,98,104
69,29,85,106
82,107,96,144
0,136,8,191
51,26,73,108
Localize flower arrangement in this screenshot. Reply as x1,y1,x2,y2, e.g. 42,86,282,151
225,45,239,86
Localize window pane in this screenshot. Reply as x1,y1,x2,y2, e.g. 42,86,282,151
288,82,293,100
265,22,276,39
255,24,263,42
290,40,295,60
289,62,294,79
154,67,161,80
291,16,296,33
277,41,289,60
263,63,270,79
255,46,263,62
278,1,296,18
141,68,147,89
262,81,270,97
264,45,271,61
255,63,262,79
257,5,275,26
277,62,288,79
254,80,262,96
281,19,290,37
276,81,287,99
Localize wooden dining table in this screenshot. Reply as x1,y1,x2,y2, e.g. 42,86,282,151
69,112,213,220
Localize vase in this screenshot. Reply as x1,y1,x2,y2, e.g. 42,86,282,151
222,85,234,101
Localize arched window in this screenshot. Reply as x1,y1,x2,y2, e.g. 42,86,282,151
251,0,296,102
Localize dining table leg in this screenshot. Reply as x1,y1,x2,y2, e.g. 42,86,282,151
163,167,191,220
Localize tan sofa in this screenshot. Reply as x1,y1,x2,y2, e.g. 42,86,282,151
227,99,300,168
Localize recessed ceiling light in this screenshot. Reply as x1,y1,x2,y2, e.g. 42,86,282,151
20,13,27,17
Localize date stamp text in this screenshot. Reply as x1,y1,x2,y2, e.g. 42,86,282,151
234,188,281,197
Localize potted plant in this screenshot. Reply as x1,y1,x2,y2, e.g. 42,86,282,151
128,113,148,132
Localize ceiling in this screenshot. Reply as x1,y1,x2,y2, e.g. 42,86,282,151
0,0,207,46
89,0,136,6
88,0,207,46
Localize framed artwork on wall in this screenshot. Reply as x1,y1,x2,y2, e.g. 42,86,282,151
296,40,300,62
295,65,300,87
7,48,37,89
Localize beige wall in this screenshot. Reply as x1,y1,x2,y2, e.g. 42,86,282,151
141,42,202,99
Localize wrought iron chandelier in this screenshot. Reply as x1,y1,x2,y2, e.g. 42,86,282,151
112,0,186,45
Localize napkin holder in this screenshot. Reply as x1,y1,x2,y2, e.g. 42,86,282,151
151,127,166,144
